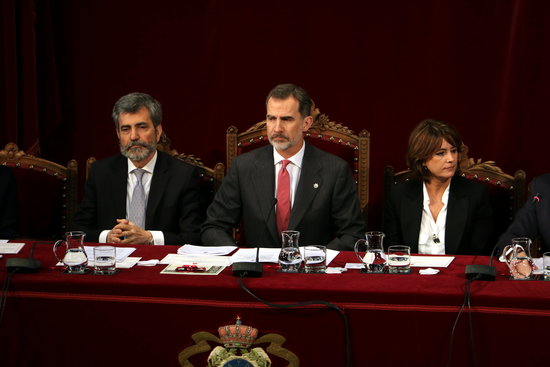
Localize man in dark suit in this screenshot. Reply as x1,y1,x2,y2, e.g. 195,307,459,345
201,84,365,250
75,92,203,245
498,174,550,252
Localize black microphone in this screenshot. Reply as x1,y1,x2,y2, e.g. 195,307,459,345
6,242,41,273
465,243,500,281
232,198,278,277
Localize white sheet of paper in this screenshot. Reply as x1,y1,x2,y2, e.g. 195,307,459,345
86,256,141,269
177,244,237,256
84,246,135,263
0,239,9,243
159,253,232,266
0,242,24,254
410,255,454,268
231,248,280,264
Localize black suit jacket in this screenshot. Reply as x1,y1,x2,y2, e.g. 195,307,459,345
74,151,204,245
201,143,365,250
497,174,550,252
383,176,493,255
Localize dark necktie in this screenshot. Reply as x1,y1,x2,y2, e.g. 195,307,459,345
276,160,291,234
129,168,146,228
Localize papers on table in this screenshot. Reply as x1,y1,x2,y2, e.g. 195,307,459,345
159,253,232,266
84,246,135,263
345,255,455,270
86,257,142,269
410,256,454,268
177,244,237,256
0,242,24,254
229,247,339,265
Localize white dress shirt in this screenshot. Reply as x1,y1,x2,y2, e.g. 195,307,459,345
418,182,450,254
99,151,165,245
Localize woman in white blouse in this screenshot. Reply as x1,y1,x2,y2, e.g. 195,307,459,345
384,119,493,255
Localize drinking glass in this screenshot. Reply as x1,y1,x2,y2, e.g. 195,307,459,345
543,252,550,281
387,245,411,273
278,230,302,272
94,246,117,275
303,245,326,273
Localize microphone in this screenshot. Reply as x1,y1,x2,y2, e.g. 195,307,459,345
6,242,41,273
465,242,500,281
532,193,542,203
232,198,278,277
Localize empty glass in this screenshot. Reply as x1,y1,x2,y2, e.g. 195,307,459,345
278,230,302,272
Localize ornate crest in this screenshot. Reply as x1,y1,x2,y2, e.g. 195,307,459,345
178,317,299,367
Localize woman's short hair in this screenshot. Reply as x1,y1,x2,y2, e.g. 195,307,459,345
406,119,463,181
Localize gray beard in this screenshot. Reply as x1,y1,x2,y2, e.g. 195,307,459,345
120,140,157,162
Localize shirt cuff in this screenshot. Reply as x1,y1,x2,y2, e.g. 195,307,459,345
149,230,164,246
99,230,110,243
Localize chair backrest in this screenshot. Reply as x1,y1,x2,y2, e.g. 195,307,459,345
383,144,526,248
226,108,370,212
0,142,78,239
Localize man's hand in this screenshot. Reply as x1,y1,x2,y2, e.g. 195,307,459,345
107,219,153,244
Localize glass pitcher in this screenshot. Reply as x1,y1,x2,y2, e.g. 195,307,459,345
505,237,534,280
278,230,302,272
354,231,386,273
53,231,88,273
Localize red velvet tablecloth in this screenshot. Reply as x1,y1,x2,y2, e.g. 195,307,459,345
1,242,549,367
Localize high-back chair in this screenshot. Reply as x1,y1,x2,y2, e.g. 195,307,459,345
383,144,526,253
0,142,78,239
226,108,370,212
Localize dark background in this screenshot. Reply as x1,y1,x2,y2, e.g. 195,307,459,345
2,0,549,229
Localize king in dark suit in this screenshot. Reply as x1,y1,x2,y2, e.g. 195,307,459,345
75,92,203,245
201,84,365,250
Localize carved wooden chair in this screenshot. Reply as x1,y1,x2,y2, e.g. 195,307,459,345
0,142,78,239
226,108,370,213
383,144,527,252
178,317,299,367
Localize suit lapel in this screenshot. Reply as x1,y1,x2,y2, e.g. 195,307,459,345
250,147,278,243
400,181,423,253
146,151,168,226
112,156,128,219
289,144,322,230
445,178,468,254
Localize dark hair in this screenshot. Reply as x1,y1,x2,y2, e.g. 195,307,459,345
112,92,162,129
406,119,463,181
265,83,313,118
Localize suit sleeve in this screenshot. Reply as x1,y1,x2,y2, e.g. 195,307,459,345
326,163,366,251
497,178,542,249
468,184,493,255
200,159,242,246
162,165,204,245
73,164,102,242
383,187,403,247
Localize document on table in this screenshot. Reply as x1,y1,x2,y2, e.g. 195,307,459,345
230,247,339,265
410,255,454,268
0,242,24,254
231,248,280,263
177,244,237,256
159,253,232,266
86,257,141,269
84,246,135,262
